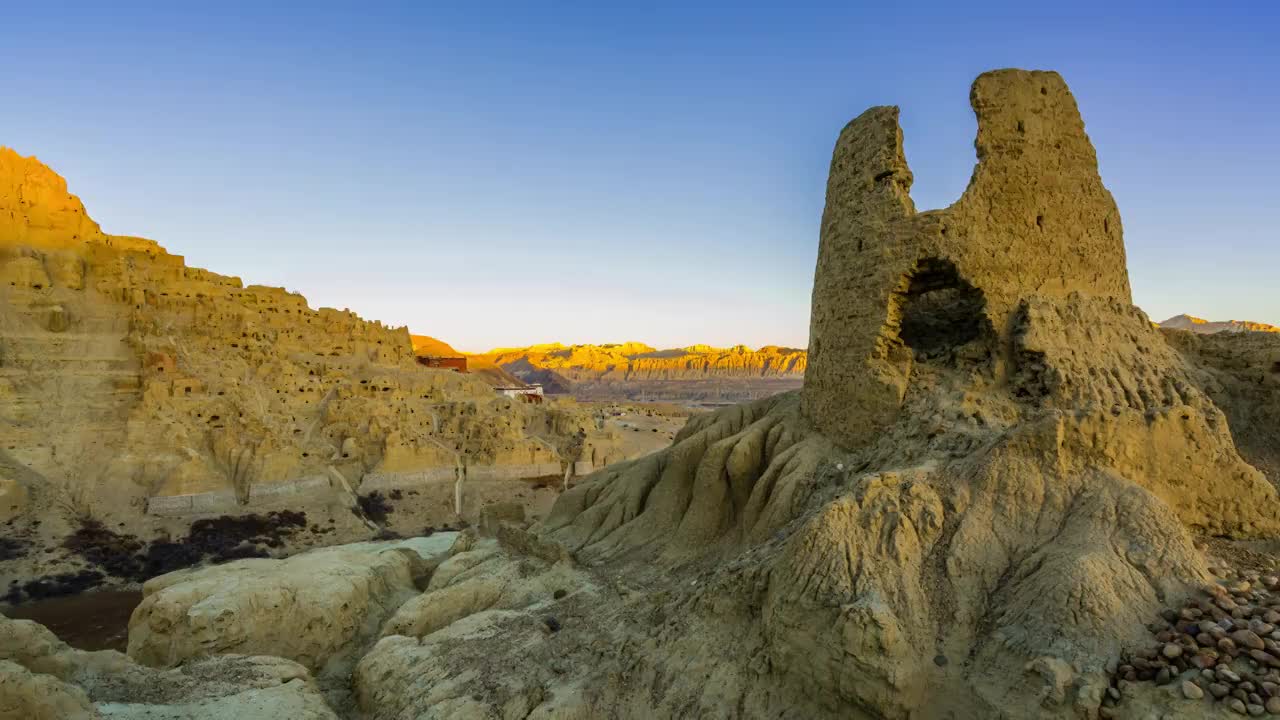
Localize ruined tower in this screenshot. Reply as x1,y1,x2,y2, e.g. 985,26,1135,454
801,69,1133,447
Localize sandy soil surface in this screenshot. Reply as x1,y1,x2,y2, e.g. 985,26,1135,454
604,412,687,457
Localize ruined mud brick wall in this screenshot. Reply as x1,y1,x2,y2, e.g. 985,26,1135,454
803,70,1131,447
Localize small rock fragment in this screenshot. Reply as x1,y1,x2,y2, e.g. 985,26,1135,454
1236,630,1268,651
1253,649,1280,667
1193,653,1218,669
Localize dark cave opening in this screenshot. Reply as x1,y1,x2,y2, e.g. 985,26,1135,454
898,257,991,359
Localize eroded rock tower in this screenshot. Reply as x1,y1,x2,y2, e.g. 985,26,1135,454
803,69,1131,446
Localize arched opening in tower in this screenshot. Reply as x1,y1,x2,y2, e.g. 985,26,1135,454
897,257,992,360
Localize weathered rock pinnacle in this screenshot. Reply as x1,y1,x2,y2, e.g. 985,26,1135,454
803,69,1131,447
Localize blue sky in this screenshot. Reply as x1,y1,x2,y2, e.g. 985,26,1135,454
2,2,1276,351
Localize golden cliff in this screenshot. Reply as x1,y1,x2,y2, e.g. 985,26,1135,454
0,148,623,532
470,342,807,402
1160,313,1280,334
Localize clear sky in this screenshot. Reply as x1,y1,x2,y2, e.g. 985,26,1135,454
2,2,1276,352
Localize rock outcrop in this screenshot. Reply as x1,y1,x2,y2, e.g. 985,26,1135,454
472,342,807,402
0,613,339,719
342,69,1280,719
0,148,623,551
126,535,456,679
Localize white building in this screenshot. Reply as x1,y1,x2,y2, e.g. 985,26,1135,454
495,383,544,403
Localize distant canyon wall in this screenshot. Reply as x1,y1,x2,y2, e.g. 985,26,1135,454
1160,313,1279,335
470,342,807,402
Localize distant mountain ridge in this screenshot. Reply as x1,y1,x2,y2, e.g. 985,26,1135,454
1160,314,1280,335
465,342,808,402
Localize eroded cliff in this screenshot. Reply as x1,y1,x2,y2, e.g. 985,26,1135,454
0,147,623,545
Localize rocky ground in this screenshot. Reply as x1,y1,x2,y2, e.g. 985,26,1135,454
594,402,690,455
0,404,684,631
0,481,570,611
1,532,461,720
1109,542,1280,717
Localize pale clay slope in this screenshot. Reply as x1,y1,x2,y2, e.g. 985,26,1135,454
6,68,1280,720
2,535,458,718
1,614,339,720
127,535,457,677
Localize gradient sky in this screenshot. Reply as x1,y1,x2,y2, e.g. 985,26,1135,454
3,2,1276,352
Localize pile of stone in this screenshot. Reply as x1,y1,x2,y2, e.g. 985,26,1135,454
1109,573,1280,716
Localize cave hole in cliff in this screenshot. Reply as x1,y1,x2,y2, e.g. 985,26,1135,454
1271,361,1280,375
896,257,992,361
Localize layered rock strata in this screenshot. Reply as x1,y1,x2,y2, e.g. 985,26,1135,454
473,342,807,402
